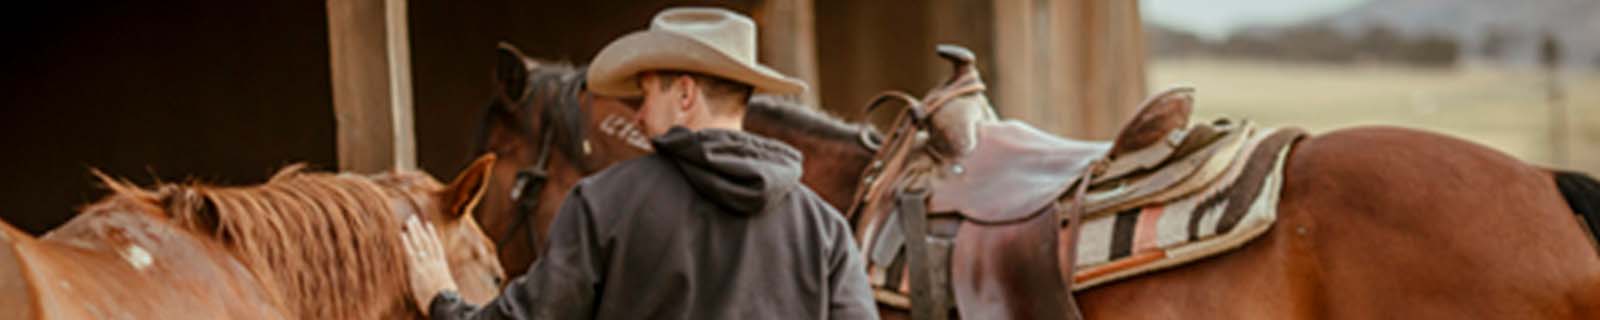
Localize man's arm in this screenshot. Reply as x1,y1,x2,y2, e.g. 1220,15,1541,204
405,187,607,320
826,218,879,320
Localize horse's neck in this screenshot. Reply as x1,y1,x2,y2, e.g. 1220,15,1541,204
745,123,874,212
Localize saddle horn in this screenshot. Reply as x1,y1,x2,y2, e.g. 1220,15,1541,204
935,44,977,87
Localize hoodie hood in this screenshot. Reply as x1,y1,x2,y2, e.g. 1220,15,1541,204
652,127,804,215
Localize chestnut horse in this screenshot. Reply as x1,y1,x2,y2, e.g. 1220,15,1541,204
0,155,506,319
471,44,1600,317
472,43,877,276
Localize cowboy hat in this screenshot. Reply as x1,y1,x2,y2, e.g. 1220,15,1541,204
587,7,808,97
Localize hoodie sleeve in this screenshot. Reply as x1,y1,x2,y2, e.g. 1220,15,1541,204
826,215,880,320
429,187,606,320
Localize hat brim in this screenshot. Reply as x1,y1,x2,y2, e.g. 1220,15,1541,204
587,30,808,97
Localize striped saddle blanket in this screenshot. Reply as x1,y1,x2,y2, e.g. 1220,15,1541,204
868,119,1305,306
1070,123,1303,290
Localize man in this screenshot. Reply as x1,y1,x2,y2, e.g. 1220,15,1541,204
401,7,878,320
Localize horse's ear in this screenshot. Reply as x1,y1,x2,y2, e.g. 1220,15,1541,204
495,42,532,102
444,154,497,219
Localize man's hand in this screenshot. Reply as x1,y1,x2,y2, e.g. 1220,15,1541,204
402,216,460,315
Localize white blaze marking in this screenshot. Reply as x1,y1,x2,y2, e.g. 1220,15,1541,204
598,114,652,150
122,245,153,271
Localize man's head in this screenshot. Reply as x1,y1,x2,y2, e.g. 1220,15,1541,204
587,7,807,137
634,71,753,136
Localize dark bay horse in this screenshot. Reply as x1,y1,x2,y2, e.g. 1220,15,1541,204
472,43,1600,317
472,43,876,276
0,155,506,319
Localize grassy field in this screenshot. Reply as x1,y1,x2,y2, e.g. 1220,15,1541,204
1148,58,1600,175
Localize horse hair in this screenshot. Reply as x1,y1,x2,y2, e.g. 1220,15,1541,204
748,95,877,144
95,167,411,320
475,62,590,169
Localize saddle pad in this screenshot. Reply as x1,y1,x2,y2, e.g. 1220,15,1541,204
1069,127,1305,290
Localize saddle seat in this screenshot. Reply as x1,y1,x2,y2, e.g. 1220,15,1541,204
928,86,1231,224
927,121,1109,223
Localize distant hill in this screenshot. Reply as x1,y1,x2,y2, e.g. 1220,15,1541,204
1150,0,1600,70
1282,0,1598,69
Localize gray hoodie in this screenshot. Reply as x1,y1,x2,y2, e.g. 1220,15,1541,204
429,127,878,320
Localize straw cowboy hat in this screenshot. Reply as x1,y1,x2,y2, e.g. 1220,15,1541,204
587,7,808,97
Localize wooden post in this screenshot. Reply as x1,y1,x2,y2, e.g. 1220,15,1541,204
327,0,417,173
756,0,821,107
990,0,1042,127
990,0,1145,139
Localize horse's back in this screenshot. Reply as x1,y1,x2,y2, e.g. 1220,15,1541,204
1080,125,1600,318
14,207,287,319
1283,126,1600,318
0,219,40,319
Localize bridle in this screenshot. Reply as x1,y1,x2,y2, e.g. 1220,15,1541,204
491,75,562,259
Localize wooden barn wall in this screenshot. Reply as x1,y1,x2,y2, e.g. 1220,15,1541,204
0,2,335,234
0,0,1143,233
407,0,757,185
813,0,997,121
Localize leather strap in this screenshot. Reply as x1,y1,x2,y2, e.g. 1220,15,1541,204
897,186,946,320
1057,164,1099,320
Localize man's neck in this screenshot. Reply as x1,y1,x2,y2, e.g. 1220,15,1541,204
689,101,746,131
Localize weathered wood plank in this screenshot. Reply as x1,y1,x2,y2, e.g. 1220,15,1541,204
327,0,416,172
756,0,822,106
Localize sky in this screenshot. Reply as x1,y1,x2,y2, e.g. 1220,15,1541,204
1141,0,1373,41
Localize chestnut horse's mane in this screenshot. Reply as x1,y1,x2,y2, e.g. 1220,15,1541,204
94,166,410,319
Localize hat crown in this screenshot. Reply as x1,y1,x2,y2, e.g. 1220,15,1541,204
650,7,757,64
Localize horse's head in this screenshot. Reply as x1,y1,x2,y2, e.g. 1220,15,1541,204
369,154,505,305
474,42,651,275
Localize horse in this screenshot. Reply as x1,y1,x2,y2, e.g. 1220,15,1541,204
0,155,507,319
476,42,1600,318
850,47,1600,318
471,43,878,276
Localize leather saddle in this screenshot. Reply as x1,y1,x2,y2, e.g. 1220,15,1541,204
850,45,1246,320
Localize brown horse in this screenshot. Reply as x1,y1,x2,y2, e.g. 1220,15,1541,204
476,53,1600,318
0,155,506,319
477,46,1600,318
846,48,1600,318
472,43,877,276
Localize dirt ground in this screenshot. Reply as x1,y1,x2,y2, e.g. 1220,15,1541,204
1148,58,1600,175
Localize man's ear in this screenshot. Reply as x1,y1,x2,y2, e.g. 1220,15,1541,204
443,154,496,219
676,76,698,111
